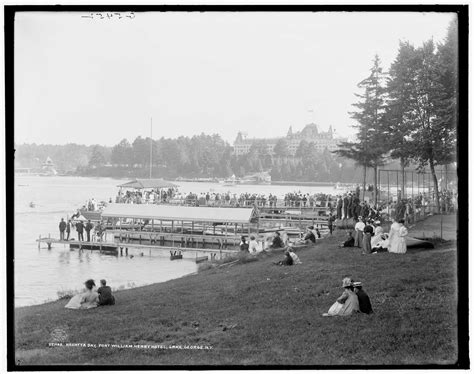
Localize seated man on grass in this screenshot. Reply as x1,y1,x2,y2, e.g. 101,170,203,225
339,231,355,248
274,251,293,266
97,279,115,306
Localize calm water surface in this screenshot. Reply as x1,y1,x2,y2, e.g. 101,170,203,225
14,176,336,307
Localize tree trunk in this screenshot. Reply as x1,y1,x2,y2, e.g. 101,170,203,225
373,165,378,207
362,164,367,202
429,159,440,213
401,158,405,199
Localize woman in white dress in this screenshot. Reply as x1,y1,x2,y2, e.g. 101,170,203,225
65,279,99,309
387,219,408,254
248,235,259,254
353,216,365,247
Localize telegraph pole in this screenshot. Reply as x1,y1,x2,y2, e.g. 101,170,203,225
149,117,153,179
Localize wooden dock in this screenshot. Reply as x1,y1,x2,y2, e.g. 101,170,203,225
36,236,239,262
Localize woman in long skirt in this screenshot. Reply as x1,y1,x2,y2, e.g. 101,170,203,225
323,277,360,317
353,216,365,247
388,219,408,254
362,224,373,254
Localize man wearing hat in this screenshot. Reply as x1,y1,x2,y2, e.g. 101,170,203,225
59,218,66,241
353,282,373,314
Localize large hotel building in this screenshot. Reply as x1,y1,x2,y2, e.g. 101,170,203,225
233,123,346,156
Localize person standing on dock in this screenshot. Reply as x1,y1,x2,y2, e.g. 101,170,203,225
59,218,66,241
76,220,84,241
85,220,94,242
66,220,71,241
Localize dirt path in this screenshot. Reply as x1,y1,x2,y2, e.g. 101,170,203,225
408,214,457,241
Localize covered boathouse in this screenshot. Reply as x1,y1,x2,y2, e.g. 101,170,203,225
100,203,260,252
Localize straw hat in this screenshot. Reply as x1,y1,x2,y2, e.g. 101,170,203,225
353,281,362,288
341,277,352,288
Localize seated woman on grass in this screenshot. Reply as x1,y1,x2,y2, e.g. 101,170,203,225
371,221,388,252
295,227,316,245
270,231,285,249
65,279,99,309
287,248,302,264
322,277,360,317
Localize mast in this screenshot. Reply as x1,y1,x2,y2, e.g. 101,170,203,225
149,117,153,179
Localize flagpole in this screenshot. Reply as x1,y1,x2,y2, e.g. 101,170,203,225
149,117,153,179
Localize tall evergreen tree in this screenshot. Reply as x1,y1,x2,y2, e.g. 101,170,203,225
335,55,388,202
384,41,418,198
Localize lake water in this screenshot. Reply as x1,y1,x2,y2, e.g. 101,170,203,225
14,175,336,307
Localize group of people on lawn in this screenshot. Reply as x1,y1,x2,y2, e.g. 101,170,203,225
65,279,115,310
340,217,408,254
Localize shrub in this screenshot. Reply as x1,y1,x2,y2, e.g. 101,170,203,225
56,289,79,300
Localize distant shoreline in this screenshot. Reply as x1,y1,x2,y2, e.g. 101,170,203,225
271,181,335,187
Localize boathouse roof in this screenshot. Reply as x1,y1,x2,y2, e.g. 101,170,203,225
117,178,177,189
101,204,258,224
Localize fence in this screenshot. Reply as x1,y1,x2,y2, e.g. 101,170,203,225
377,168,457,225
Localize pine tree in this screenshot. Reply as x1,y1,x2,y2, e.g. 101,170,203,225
335,55,388,203
384,41,419,198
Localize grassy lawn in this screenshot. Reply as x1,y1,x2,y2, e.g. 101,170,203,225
14,230,458,366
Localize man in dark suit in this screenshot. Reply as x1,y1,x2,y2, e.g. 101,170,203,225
327,213,335,235
85,220,94,242
347,193,353,219
76,221,84,241
354,282,373,314
98,279,115,306
59,218,66,241
336,196,343,220
66,220,71,241
352,195,360,219
342,194,349,219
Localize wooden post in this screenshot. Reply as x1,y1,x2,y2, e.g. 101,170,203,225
38,235,41,249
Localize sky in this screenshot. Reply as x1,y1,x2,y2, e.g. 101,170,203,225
14,10,455,146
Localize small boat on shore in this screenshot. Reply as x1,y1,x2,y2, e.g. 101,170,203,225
170,250,183,260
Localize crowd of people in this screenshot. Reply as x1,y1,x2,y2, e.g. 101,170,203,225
115,187,178,205
338,217,408,254
108,188,344,209
65,279,116,309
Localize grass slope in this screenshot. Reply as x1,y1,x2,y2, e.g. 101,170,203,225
15,231,458,366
